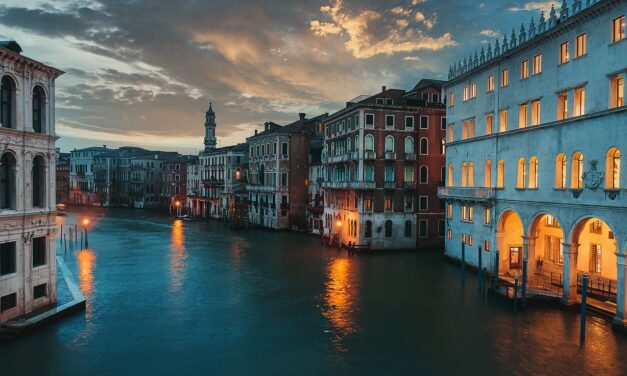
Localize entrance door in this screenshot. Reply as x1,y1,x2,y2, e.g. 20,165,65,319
509,246,523,269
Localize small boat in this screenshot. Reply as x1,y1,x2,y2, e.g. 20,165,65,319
179,215,200,221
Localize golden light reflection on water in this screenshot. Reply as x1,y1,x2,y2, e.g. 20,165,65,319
77,249,96,301
169,219,187,292
323,257,359,352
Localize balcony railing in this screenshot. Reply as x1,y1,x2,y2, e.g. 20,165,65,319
327,153,352,164
246,184,276,192
323,181,376,189
403,182,416,190
437,186,496,202
384,152,396,160
404,153,416,161
364,151,376,160
384,181,396,189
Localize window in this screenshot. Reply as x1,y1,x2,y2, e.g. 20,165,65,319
560,42,569,64
571,151,584,189
32,86,45,133
420,115,429,129
447,229,453,240
497,160,505,188
32,155,45,208
533,54,542,75
419,138,428,155
384,195,393,211
557,92,568,120
528,156,538,189
574,87,585,116
405,165,414,182
463,85,469,101
385,136,394,153
385,115,394,129
419,196,428,211
365,220,372,238
487,75,495,92
517,158,526,189
419,166,428,184
448,125,454,142
484,240,491,252
499,110,508,132
1,292,17,312
606,147,621,189
365,134,374,151
385,164,394,182
438,220,445,237
501,68,509,87
0,152,16,209
484,160,492,187
461,205,473,222
610,75,624,108
376,98,384,104
0,76,15,128
575,33,586,57
461,162,467,187
281,172,288,187
32,236,46,267
447,204,453,219
462,121,468,140
405,137,414,154
612,15,625,42
405,194,413,211
0,242,16,276
364,195,373,211
521,60,529,79
555,154,567,189
484,208,491,225
467,162,474,187
405,116,414,129
447,164,454,187
385,220,393,237
441,117,447,130
404,220,413,237
518,103,528,128
449,92,454,107
419,220,428,238
440,139,446,155
531,100,541,126
486,114,493,135
468,235,473,246
365,114,374,128
589,244,602,274
281,142,288,157
432,93,440,103
33,283,47,299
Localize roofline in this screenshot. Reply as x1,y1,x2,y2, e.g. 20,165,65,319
0,46,64,78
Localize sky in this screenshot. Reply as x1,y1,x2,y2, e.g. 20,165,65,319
0,0,561,153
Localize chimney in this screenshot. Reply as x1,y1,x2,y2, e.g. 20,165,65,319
264,121,269,131
382,85,386,92
103,144,107,148
299,113,306,121
255,129,258,135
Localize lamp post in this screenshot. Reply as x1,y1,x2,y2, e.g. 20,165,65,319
82,217,90,248
175,201,181,217
336,219,342,250
461,238,466,279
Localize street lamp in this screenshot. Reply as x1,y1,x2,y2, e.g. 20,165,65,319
82,217,90,249
175,200,181,217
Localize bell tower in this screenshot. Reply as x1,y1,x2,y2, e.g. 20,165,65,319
204,102,217,151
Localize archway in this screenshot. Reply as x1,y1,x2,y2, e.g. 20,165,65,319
528,213,565,290
496,210,524,275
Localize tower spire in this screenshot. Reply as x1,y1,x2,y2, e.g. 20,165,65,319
204,102,217,151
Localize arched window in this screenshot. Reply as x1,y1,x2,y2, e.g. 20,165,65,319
448,164,454,187
606,147,621,189
385,135,394,152
404,220,412,237
385,220,393,237
517,158,526,189
528,156,538,189
32,86,45,134
571,151,584,189
448,125,454,142
468,162,474,187
0,152,16,209
497,160,505,188
420,165,428,184
555,154,567,189
404,137,414,154
440,138,446,155
365,220,372,238
1,76,16,129
485,160,492,187
32,155,45,207
461,162,468,186
365,134,374,151
420,138,429,155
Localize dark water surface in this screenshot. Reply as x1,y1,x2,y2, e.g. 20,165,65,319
2,207,627,375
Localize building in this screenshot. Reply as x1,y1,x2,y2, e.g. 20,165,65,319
307,131,325,234
55,149,70,205
439,0,627,328
322,82,447,250
160,156,193,215
69,146,109,205
0,41,63,323
247,113,327,230
186,159,202,216
128,151,180,209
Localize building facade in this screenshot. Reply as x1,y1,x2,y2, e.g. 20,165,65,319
69,146,108,205
0,41,63,323
55,150,70,205
439,0,627,327
199,144,247,219
323,82,447,250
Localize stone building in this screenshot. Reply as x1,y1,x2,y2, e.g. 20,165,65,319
307,132,325,234
186,160,202,216
439,0,627,328
0,41,63,323
159,156,193,215
247,113,327,230
322,82,446,250
55,150,70,205
69,146,108,205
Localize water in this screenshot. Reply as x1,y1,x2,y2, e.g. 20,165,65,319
2,207,627,375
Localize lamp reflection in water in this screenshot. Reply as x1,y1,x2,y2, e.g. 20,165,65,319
322,256,359,353
169,219,187,293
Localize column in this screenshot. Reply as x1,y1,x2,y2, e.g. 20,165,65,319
521,236,529,301
561,242,579,305
613,253,627,328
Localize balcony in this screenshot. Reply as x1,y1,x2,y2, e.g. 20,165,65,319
437,186,496,203
246,184,276,193
404,153,416,161
327,153,352,164
403,182,416,190
384,152,396,160
364,151,376,160
202,178,223,187
384,181,396,189
323,181,376,189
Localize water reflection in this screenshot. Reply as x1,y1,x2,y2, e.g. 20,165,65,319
169,219,187,293
322,256,359,352
77,249,96,302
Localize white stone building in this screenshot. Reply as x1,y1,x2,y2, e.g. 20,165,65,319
439,0,627,327
0,41,63,323
69,146,108,205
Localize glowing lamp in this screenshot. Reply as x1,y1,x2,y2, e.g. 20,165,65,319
175,201,181,207
336,220,342,228
82,218,90,226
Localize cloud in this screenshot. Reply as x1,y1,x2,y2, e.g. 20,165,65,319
403,56,421,61
509,1,560,12
479,29,498,37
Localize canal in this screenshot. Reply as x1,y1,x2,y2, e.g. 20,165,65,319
2,207,627,375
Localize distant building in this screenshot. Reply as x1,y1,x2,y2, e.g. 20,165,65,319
307,130,325,234
160,156,194,215
0,41,64,323
69,146,109,205
56,150,70,205
322,82,447,250
247,113,327,230
186,160,202,216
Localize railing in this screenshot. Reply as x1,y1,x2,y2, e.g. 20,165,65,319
246,184,275,192
404,182,416,190
384,152,396,160
364,151,376,160
322,181,376,189
437,186,496,202
577,272,617,303
384,182,396,189
327,153,352,163
403,153,416,161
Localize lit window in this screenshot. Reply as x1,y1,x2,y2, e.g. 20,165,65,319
533,54,542,75
468,235,473,246
519,103,528,128
612,15,625,42
610,75,624,108
447,229,453,239
461,162,467,186
447,164,454,187
555,154,567,189
571,151,584,189
471,83,477,99
484,160,492,187
501,68,509,87
487,75,495,92
517,158,526,189
468,119,475,138
557,93,568,120
560,42,569,64
497,160,505,188
449,92,455,107
463,85,470,101
528,156,538,189
484,208,491,225
576,33,586,57
589,244,602,274
447,204,453,219
606,147,621,189
484,240,491,252
521,60,529,79
574,87,585,116
486,114,493,135
531,100,541,126
462,121,468,140
499,109,508,132
448,125,454,142
385,196,393,211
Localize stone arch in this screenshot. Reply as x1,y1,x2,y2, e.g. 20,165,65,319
528,212,566,281
496,208,525,275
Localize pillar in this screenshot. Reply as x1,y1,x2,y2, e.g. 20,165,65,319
562,242,579,305
613,253,627,328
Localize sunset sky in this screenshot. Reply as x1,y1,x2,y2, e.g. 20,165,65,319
0,0,560,153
